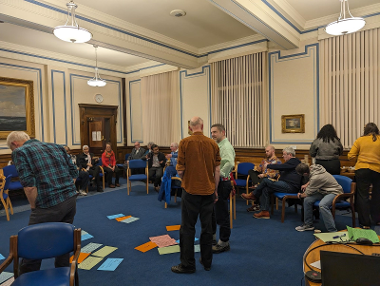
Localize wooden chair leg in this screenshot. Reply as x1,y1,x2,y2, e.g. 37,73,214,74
174,190,177,203
276,198,279,210
102,177,105,190
127,179,130,195
146,179,149,194
165,202,167,208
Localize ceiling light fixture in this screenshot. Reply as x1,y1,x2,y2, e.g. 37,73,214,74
87,45,106,87
325,0,366,36
53,1,92,43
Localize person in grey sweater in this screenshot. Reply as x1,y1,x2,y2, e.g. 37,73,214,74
309,124,343,175
295,163,343,232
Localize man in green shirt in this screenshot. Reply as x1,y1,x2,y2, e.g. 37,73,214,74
211,124,235,253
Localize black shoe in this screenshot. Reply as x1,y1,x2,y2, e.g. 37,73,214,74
171,264,195,274
199,258,211,271
212,243,230,254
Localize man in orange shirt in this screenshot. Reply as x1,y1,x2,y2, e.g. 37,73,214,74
172,117,221,274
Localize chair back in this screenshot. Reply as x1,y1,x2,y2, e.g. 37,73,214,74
125,153,130,160
237,162,254,176
3,175,12,192
128,159,146,169
2,165,18,179
333,175,353,194
98,158,103,166
17,222,75,260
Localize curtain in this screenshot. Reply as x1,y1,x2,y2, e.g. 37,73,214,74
320,28,380,148
141,71,180,146
211,52,268,147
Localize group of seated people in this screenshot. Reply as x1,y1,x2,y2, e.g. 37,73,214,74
240,145,344,233
63,142,120,195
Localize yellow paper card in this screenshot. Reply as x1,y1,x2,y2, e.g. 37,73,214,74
135,241,158,253
70,252,91,263
116,215,132,222
166,225,181,231
78,256,103,270
91,246,118,258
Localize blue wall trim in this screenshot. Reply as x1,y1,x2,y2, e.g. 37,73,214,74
51,70,67,146
268,43,319,144
0,62,44,146
69,74,123,145
179,66,212,139
128,79,143,143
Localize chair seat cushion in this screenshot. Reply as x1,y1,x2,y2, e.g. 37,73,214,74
235,179,247,187
116,164,125,168
273,192,298,200
8,181,23,191
129,174,147,181
12,267,71,286
314,200,351,208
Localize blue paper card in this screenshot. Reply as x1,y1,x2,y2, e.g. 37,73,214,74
97,258,124,271
0,272,14,284
0,253,5,260
107,214,125,220
81,233,94,241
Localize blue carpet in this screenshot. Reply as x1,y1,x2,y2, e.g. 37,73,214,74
0,182,357,286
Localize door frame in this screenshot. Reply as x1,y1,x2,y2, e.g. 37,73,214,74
79,104,118,156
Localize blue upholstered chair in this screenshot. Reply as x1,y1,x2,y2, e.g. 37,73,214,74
234,162,254,205
271,192,300,223
2,165,23,192
0,222,81,286
313,175,356,227
127,159,148,195
0,174,14,221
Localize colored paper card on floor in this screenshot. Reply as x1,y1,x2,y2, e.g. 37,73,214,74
135,241,158,253
120,217,139,224
81,243,103,253
0,253,4,260
107,214,125,220
0,272,14,284
0,277,14,286
78,256,103,270
92,246,118,258
149,235,177,248
115,215,132,222
81,233,94,241
166,225,181,231
97,258,124,271
158,245,180,255
194,244,200,253
70,252,91,263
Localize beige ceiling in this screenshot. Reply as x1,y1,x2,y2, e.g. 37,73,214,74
74,0,256,48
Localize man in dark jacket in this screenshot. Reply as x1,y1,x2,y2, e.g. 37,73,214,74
77,145,103,192
147,144,166,192
241,147,302,219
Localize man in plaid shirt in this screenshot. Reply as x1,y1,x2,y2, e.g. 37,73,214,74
7,131,78,274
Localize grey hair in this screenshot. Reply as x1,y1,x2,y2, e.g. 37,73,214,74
82,145,89,150
147,142,155,148
283,147,296,157
7,131,30,149
171,142,178,148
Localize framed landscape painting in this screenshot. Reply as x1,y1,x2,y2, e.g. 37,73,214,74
0,77,35,139
281,114,305,133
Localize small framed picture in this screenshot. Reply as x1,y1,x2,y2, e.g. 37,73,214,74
188,120,193,135
281,114,305,133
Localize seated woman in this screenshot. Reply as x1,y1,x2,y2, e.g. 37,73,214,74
77,145,103,192
147,144,166,192
102,143,120,188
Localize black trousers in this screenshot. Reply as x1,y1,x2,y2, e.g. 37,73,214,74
180,191,214,269
315,159,341,175
247,170,263,187
20,195,77,275
355,168,380,227
212,181,232,242
103,166,120,186
77,170,89,190
149,167,163,187
88,166,102,191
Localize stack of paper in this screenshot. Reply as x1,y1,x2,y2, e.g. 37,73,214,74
149,235,177,248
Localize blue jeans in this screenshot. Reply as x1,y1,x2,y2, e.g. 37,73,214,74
304,193,337,232
253,179,293,211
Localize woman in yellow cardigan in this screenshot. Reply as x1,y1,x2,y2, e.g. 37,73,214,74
348,123,380,228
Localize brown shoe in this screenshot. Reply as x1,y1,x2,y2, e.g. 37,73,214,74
249,184,258,189
253,211,270,219
246,205,260,212
116,183,120,187
241,193,256,201
109,184,115,188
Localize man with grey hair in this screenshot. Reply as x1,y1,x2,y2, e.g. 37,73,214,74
166,142,179,159
7,131,78,274
242,147,302,219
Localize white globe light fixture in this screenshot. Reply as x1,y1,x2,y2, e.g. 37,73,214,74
53,1,92,43
88,45,106,87
325,0,366,36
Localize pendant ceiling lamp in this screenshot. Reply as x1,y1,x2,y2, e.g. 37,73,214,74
88,45,106,87
53,1,92,43
325,0,366,36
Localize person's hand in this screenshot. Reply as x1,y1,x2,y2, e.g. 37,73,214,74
87,163,92,167
258,174,265,178
159,160,164,164
214,191,219,203
301,182,309,192
263,162,268,169
166,154,172,159
298,192,306,199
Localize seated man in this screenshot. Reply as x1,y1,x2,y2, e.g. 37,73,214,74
147,144,166,192
77,145,103,192
63,146,89,196
242,147,302,219
126,142,146,175
166,142,179,159
295,163,343,232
